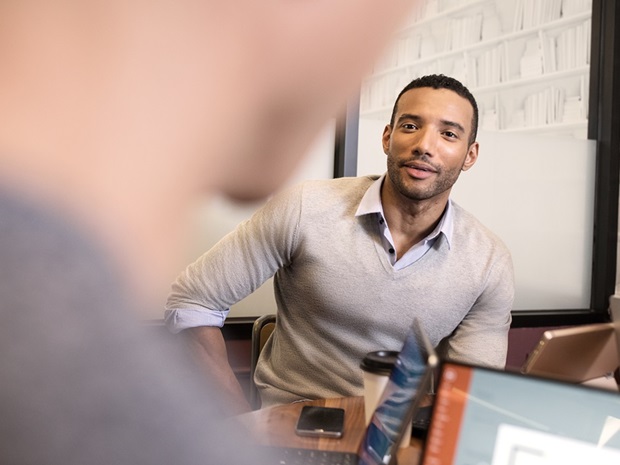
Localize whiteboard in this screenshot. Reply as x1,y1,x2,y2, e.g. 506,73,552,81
356,116,596,311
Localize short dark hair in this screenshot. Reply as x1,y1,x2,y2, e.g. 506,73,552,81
389,74,479,145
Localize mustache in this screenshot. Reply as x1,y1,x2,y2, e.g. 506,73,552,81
400,155,440,172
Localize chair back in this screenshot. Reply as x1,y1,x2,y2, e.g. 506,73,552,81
249,313,276,409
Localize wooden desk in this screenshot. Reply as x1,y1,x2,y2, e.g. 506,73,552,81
235,396,423,464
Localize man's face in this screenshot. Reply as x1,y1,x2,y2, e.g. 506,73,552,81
382,87,478,203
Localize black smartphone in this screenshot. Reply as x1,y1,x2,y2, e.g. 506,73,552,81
294,406,345,438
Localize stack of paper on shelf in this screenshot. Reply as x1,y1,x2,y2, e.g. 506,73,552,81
514,0,563,31
563,96,584,122
520,38,544,78
523,86,565,126
562,0,593,17
444,13,484,51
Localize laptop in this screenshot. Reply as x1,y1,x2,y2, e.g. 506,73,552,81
420,362,620,465
262,317,438,465
520,323,618,382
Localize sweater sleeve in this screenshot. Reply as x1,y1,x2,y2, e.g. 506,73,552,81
441,246,515,368
164,183,303,332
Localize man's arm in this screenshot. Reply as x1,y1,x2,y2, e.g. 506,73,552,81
165,184,303,326
183,326,252,415
165,185,304,410
443,248,515,368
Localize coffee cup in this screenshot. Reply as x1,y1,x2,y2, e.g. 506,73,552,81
360,350,397,424
360,350,412,448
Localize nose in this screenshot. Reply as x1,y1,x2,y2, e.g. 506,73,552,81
412,127,436,156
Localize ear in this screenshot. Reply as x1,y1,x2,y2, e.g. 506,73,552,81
381,124,392,155
461,141,479,172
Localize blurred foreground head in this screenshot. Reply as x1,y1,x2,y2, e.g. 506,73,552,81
0,0,415,302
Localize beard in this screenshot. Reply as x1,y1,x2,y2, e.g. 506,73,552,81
386,154,464,202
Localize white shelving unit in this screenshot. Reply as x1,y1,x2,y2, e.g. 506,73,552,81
360,0,592,138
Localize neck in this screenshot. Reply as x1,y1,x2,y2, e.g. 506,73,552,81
380,179,449,257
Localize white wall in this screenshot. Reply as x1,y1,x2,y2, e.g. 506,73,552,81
356,116,597,311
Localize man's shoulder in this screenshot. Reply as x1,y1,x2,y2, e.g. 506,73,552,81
297,175,379,199
263,176,379,219
451,202,510,254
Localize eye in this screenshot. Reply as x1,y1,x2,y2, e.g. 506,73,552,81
401,123,417,131
443,131,458,139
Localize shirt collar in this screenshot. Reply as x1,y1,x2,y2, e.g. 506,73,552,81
355,173,454,247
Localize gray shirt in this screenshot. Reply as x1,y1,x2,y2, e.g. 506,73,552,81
166,176,514,407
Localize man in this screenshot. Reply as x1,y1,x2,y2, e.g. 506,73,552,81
166,74,515,411
0,1,414,463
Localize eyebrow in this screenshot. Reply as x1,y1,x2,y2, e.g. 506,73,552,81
396,113,466,134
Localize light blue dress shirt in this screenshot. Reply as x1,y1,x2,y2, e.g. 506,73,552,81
354,173,453,271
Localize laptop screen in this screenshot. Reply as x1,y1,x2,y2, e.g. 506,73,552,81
521,323,618,382
358,318,437,465
421,362,620,465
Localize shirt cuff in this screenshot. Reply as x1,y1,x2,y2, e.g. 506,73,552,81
164,308,230,333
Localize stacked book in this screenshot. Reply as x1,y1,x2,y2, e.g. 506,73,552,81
562,0,592,17
507,86,565,128
514,0,591,32
514,0,563,31
520,19,590,78
471,43,509,88
444,13,484,51
556,19,591,71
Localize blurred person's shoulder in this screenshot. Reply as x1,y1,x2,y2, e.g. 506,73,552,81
0,188,258,465
0,187,127,319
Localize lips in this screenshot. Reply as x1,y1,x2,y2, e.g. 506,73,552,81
404,161,437,179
